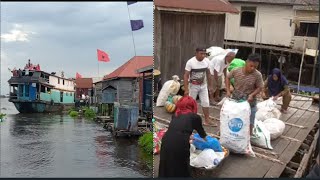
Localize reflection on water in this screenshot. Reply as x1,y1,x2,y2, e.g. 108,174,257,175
0,98,152,177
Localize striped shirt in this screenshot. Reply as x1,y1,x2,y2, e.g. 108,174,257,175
228,67,263,96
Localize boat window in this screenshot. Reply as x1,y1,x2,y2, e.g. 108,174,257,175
33,72,41,78
25,85,29,97
19,85,23,96
41,86,46,93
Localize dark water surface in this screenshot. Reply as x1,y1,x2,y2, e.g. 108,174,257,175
0,98,152,177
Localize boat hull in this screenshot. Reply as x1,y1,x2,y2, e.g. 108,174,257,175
10,100,74,113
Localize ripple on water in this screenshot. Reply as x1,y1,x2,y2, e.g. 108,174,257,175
0,99,152,178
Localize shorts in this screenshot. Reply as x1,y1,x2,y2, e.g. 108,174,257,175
250,105,257,125
189,83,210,107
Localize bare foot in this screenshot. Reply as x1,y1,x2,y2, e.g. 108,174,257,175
203,121,218,127
280,109,288,114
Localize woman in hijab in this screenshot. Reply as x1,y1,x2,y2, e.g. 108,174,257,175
158,96,207,177
263,68,292,113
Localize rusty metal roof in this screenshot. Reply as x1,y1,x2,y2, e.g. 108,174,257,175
228,0,319,5
103,56,153,80
75,78,93,89
154,0,239,14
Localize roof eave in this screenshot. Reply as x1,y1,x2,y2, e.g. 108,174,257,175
156,6,239,14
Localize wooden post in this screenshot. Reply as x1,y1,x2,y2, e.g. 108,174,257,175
298,37,307,93
267,50,271,75
311,34,319,85
259,28,262,71
280,51,283,72
287,52,292,77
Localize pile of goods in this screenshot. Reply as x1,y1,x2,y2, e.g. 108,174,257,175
189,133,229,170
153,123,167,155
156,75,182,113
255,98,285,140
164,95,182,113
156,75,180,107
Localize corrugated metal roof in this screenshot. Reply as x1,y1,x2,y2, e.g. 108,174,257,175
75,78,93,88
228,0,319,5
103,56,153,80
154,0,239,14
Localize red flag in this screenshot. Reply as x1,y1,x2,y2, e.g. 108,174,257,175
76,72,82,79
97,49,110,62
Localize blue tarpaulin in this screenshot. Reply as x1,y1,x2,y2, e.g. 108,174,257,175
289,85,319,93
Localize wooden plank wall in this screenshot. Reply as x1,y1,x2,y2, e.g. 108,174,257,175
102,79,138,104
158,11,226,83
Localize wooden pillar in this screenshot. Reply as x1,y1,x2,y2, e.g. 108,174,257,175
267,50,271,75
287,52,291,77
259,48,262,71
311,52,318,86
280,51,283,72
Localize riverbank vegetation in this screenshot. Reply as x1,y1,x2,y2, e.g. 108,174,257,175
138,132,153,154
0,113,6,120
82,107,96,119
69,111,79,118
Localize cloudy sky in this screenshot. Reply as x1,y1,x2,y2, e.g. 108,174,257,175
0,2,153,95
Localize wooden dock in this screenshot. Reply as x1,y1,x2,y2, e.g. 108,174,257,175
153,94,319,178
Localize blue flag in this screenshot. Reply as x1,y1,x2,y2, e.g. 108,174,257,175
130,20,144,31
127,1,137,5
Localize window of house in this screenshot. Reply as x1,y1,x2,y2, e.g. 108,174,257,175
240,6,256,27
63,79,65,85
294,22,319,37
58,78,60,84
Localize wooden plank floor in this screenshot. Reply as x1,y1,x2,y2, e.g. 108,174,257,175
153,94,319,178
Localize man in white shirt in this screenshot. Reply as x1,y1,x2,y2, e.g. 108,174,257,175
184,47,213,126
209,51,236,104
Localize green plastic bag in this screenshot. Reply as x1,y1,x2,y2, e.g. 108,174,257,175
167,95,173,104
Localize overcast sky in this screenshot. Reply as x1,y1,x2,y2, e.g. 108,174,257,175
0,2,153,95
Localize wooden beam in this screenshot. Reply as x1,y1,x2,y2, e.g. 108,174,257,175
224,41,303,54
294,130,319,178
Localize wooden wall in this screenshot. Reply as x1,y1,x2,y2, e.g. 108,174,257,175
155,10,226,83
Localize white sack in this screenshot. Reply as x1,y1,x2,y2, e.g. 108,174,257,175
263,118,286,140
220,98,255,157
251,120,273,149
156,75,180,107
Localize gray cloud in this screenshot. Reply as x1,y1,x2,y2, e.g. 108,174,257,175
0,2,153,95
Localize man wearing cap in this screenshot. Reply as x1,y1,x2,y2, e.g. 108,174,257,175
209,50,236,105
184,47,213,126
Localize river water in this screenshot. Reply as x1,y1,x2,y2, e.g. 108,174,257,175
0,98,152,178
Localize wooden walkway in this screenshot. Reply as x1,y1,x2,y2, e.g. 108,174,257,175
153,95,319,178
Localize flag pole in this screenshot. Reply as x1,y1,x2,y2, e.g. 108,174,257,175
98,61,100,78
126,3,137,57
